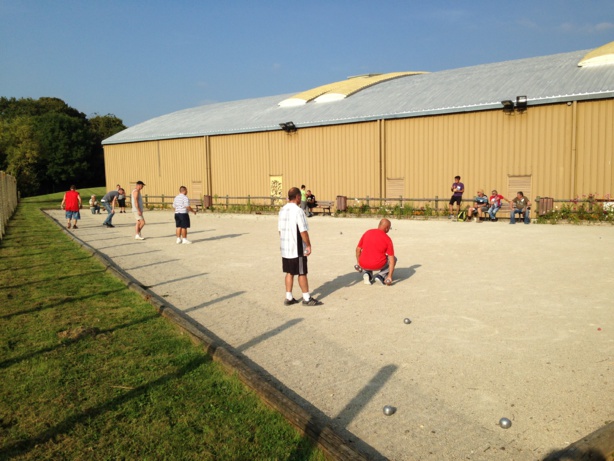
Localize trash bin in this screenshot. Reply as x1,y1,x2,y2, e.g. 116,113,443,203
203,195,212,209
539,197,553,215
336,195,347,212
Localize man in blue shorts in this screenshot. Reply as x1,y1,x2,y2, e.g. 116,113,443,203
60,185,82,229
278,187,323,307
172,186,197,244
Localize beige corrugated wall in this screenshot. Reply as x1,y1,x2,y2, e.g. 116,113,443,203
575,99,614,198
104,100,614,203
209,122,380,201
384,103,576,200
105,138,207,199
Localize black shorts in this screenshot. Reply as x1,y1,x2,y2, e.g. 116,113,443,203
449,196,462,206
174,213,190,229
282,256,308,276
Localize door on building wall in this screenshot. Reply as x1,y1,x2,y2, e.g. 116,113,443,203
507,175,532,202
386,178,405,199
190,181,203,201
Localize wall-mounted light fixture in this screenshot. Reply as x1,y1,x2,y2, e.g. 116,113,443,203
501,100,514,113
515,95,527,111
279,121,297,133
501,96,528,114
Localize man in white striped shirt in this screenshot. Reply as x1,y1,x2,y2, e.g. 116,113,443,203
278,187,323,306
172,186,196,244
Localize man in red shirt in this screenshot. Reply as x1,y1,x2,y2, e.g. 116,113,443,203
60,185,82,229
355,218,397,285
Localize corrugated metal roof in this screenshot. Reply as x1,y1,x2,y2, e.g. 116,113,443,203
103,46,614,145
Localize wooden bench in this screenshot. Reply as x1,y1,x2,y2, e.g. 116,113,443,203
309,201,333,216
461,202,531,222
485,202,531,221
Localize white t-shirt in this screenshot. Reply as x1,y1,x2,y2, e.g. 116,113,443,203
278,202,308,259
173,194,190,213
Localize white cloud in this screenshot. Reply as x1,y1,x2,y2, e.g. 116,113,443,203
558,21,614,34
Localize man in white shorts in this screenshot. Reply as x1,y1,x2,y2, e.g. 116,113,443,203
132,180,146,240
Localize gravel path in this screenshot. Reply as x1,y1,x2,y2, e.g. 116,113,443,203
49,209,614,461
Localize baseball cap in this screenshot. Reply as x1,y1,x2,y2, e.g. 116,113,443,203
136,180,146,185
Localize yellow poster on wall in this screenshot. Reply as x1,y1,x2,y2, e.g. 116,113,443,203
270,176,283,206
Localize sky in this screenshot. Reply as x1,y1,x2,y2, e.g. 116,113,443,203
1,0,613,127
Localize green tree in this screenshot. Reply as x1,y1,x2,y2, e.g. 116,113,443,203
0,97,126,196
0,116,42,197
33,112,93,194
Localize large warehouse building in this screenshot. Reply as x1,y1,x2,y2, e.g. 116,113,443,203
103,41,614,207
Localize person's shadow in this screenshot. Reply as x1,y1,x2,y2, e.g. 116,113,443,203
311,264,421,300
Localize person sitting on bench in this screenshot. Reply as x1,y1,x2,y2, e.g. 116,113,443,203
510,191,531,224
306,190,317,217
488,189,509,221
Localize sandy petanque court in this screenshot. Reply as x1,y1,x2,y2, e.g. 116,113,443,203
48,208,613,461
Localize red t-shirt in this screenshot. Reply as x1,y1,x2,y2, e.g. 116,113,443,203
357,229,395,270
64,190,80,211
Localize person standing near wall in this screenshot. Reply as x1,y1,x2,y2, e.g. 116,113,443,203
448,175,464,219
299,185,308,215
132,181,146,240
60,185,82,229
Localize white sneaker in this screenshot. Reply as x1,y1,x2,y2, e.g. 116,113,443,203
363,273,372,285
176,237,182,244
135,234,145,240
182,239,192,244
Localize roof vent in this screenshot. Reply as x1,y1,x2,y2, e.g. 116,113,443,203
578,40,614,67
278,72,427,106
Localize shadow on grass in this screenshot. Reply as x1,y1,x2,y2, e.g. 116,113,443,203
0,254,95,273
0,356,209,459
1,269,106,290
0,288,129,320
0,314,159,370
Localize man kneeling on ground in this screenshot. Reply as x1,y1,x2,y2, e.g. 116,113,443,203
355,218,397,285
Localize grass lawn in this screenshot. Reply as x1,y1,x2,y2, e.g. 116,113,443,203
0,188,326,460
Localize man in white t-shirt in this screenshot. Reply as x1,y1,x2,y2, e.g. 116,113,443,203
278,187,323,307
172,186,197,244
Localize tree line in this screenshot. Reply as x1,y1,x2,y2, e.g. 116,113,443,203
0,97,126,197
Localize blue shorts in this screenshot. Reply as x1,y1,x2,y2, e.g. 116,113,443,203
174,213,190,229
65,211,80,220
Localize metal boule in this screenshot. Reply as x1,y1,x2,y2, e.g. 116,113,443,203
383,405,396,416
404,318,411,324
499,417,512,429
